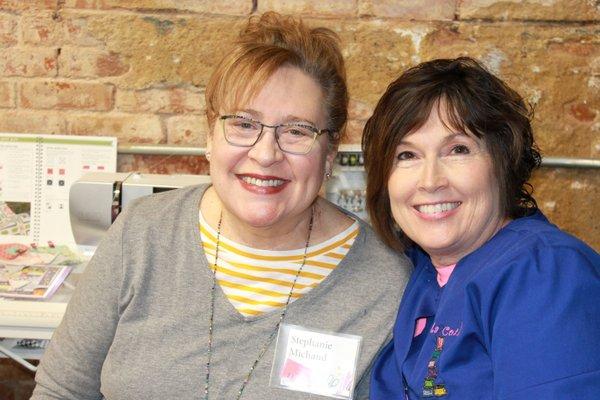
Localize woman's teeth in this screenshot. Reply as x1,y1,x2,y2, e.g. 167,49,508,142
417,202,460,214
241,176,284,187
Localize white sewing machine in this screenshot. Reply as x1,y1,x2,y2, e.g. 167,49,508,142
69,172,211,253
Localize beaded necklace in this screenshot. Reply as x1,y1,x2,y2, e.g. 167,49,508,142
203,207,315,400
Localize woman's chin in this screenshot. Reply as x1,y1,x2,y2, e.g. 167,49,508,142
231,207,286,229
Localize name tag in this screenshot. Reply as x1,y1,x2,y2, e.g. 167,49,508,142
270,324,362,399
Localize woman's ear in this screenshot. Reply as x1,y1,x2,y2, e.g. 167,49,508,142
205,119,215,161
205,135,212,161
325,145,338,179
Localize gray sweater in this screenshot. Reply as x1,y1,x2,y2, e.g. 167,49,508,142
32,185,411,399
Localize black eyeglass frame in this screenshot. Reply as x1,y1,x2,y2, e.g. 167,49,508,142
219,114,332,155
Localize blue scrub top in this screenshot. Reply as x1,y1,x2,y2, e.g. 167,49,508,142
371,211,600,399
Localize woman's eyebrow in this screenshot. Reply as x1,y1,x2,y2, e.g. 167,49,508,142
396,132,470,147
281,116,317,126
441,132,469,144
233,110,316,126
235,108,262,118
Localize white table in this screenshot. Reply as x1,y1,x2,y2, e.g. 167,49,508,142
0,267,82,371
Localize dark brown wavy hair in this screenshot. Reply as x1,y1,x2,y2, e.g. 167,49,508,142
362,57,542,251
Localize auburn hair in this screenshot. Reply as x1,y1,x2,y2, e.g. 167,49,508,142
205,12,348,144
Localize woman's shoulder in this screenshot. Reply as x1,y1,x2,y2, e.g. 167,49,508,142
490,211,598,262
121,184,207,218
113,184,208,234
466,211,599,289
502,211,588,247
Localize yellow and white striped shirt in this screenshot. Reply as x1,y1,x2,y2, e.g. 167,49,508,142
199,212,359,317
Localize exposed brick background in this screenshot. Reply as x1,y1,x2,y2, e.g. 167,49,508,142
0,359,37,399
0,80,14,107
0,1,598,393
20,80,114,110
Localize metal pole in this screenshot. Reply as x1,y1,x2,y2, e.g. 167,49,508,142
118,144,206,156
540,157,600,169
0,343,37,372
117,144,600,169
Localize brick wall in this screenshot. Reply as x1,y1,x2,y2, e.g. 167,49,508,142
0,0,598,394
0,358,37,399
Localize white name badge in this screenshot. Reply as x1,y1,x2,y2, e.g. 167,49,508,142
270,324,362,399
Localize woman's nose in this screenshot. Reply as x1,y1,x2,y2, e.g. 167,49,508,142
247,127,284,166
418,157,449,192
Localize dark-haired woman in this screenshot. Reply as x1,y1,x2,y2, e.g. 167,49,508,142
362,57,600,399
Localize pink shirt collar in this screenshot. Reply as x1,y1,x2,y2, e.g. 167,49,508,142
435,264,456,287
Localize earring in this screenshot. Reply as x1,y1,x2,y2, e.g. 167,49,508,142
205,151,211,161
325,161,332,180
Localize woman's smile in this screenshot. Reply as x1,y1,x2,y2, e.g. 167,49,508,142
413,201,462,220
237,174,289,194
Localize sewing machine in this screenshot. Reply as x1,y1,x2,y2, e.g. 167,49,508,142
69,172,211,253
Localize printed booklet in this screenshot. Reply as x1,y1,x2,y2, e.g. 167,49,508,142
0,264,71,299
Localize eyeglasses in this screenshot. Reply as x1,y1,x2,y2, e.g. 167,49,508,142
219,115,331,155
